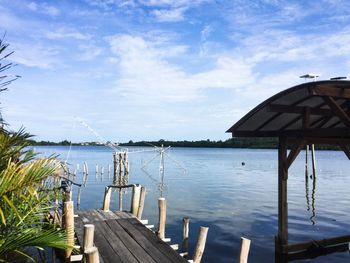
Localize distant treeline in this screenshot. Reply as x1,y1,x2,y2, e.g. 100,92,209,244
30,138,341,150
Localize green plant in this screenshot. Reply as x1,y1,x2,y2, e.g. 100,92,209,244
0,37,69,262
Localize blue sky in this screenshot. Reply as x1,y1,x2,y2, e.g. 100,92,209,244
1,0,350,143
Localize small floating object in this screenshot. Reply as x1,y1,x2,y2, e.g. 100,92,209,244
241,162,245,166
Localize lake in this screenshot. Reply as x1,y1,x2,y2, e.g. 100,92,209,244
35,146,350,262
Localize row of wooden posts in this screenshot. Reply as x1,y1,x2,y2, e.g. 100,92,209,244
61,184,251,263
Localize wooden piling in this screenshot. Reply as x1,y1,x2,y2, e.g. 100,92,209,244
193,226,209,263
83,224,95,252
131,185,141,216
182,217,189,256
158,197,166,240
137,186,146,219
85,247,100,263
63,201,74,260
108,164,111,179
77,188,82,209
305,145,309,177
102,186,112,211
311,144,316,177
238,237,251,263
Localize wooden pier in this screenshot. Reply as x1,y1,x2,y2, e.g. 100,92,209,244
74,209,188,263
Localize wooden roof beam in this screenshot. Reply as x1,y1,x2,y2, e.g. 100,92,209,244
322,96,350,127
311,85,350,99
268,104,332,116
287,140,305,168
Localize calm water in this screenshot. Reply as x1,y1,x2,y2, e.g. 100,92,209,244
35,146,350,263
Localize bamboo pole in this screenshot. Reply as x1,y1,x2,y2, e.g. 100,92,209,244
182,217,189,256
85,247,100,263
137,186,146,219
83,224,95,252
131,185,141,216
63,201,74,260
238,237,251,263
193,226,209,263
158,197,166,240
103,186,112,211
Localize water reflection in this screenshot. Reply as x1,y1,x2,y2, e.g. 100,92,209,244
305,145,317,225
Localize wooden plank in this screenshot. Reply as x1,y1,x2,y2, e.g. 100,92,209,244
114,211,134,219
123,218,188,263
94,221,138,263
97,209,120,220
105,219,156,263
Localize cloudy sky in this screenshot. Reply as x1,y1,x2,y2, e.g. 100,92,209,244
1,0,350,143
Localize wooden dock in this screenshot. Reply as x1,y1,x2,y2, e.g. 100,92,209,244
74,209,188,263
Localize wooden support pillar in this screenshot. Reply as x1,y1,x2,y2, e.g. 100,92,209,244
83,224,95,252
85,247,100,263
193,226,209,263
182,217,190,256
158,197,166,240
238,237,251,263
305,145,309,177
277,137,288,262
311,144,316,177
131,184,141,216
102,186,112,211
137,186,146,219
63,201,74,261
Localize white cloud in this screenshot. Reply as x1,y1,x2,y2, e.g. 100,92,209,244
108,34,255,102
27,2,60,16
201,25,213,41
45,28,92,40
11,43,60,69
77,44,103,61
152,7,187,22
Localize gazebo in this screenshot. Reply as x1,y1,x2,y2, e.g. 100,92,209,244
226,80,350,262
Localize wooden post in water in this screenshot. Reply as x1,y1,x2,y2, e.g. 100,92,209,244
103,186,112,211
137,186,146,219
276,137,288,263
158,197,166,240
84,161,89,175
108,164,111,179
77,187,82,210
131,184,141,216
311,144,316,177
118,153,123,211
73,168,77,179
193,226,209,263
182,217,189,256
63,201,74,261
95,164,98,178
83,224,95,252
305,145,309,177
85,247,100,263
238,237,251,263
101,166,104,178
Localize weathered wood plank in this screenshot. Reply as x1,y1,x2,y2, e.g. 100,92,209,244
114,211,134,219
92,221,123,262
123,218,188,262
105,219,156,263
95,221,138,263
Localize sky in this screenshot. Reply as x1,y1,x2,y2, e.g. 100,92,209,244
1,0,350,143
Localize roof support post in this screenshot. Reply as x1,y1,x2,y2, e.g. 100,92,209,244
276,137,288,263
